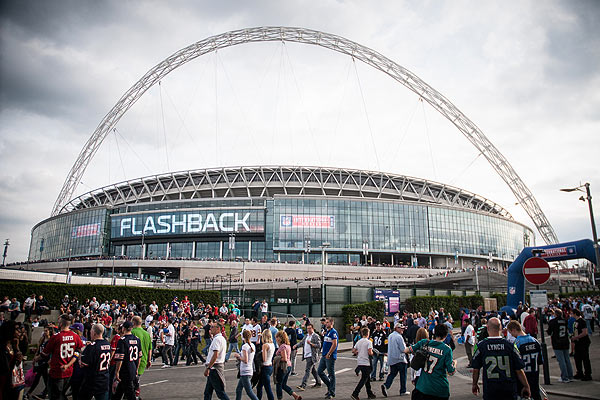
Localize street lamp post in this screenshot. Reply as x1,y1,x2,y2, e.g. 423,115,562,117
320,242,331,317
111,256,116,286
67,248,72,284
561,183,600,286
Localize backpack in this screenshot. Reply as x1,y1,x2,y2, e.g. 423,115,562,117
410,340,430,370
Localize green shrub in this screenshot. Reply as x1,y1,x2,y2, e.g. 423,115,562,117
405,295,483,320
341,301,385,333
0,281,220,309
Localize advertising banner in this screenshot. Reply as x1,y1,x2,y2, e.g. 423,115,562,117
374,289,400,316
280,215,335,229
71,223,101,238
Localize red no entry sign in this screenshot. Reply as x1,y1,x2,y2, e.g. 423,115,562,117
523,257,551,285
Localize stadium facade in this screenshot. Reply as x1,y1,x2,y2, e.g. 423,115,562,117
29,166,533,279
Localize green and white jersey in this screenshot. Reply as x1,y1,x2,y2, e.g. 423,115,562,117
410,339,456,398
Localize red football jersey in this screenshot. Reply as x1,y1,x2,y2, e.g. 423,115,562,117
110,334,121,366
42,330,84,378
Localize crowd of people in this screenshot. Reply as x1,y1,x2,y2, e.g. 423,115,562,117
1,292,598,400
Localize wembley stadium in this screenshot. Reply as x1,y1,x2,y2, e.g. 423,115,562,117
27,165,534,281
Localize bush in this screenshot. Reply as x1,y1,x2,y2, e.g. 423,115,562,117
0,281,220,309
405,295,483,320
342,301,385,330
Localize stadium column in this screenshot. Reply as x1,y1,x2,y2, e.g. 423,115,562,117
138,267,142,279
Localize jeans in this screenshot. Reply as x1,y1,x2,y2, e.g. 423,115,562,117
236,375,259,400
225,342,240,361
204,368,231,400
383,362,408,394
371,353,385,379
301,357,321,387
48,377,71,400
173,342,188,365
554,348,573,380
353,365,373,397
256,365,274,400
162,344,174,365
317,357,336,396
276,366,294,399
103,327,113,340
290,348,297,373
202,338,213,356
188,339,203,364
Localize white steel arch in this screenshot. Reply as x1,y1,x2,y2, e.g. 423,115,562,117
52,26,559,245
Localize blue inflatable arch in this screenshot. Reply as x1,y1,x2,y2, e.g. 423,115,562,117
505,239,598,310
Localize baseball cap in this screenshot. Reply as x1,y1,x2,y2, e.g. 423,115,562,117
394,322,406,329
70,322,84,332
376,321,381,324
122,321,133,330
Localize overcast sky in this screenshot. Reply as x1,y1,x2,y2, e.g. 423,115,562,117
1,0,599,263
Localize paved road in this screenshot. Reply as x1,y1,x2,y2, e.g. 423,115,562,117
138,339,600,400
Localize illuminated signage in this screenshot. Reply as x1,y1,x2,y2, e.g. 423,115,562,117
280,215,335,229
112,210,264,238
71,223,101,238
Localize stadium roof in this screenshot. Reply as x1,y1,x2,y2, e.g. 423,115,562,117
63,166,512,219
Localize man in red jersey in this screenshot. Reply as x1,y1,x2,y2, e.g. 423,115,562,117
39,314,84,400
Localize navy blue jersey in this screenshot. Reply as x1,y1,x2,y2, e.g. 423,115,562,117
114,334,141,381
80,339,111,394
514,335,542,400
472,337,525,400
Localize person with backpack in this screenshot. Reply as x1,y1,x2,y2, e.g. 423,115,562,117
404,324,457,400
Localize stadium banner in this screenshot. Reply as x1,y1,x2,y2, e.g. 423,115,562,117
111,209,265,238
71,223,101,238
280,215,335,229
374,289,400,316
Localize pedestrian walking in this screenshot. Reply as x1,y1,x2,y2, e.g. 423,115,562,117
113,321,142,400
274,331,303,400
317,317,338,399
79,324,111,400
225,320,240,362
571,309,592,380
40,314,84,400
546,309,573,382
351,327,377,400
463,320,475,368
131,316,152,399
471,318,530,400
235,330,259,400
381,323,409,397
256,330,275,400
203,322,230,400
284,321,298,375
370,321,387,381
161,319,175,368
405,324,456,400
508,321,542,400
294,323,322,391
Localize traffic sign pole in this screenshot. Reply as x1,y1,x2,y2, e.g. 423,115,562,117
536,284,551,385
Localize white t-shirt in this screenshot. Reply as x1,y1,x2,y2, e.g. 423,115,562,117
241,323,252,334
354,337,373,366
164,324,175,346
240,343,255,376
463,325,475,345
149,303,158,313
251,324,262,343
145,315,154,327
520,312,529,325
303,334,313,358
582,304,594,320
261,303,268,313
207,333,227,366
24,297,36,308
262,343,275,366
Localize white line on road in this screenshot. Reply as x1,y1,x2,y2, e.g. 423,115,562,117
145,365,238,372
335,367,352,375
141,380,168,387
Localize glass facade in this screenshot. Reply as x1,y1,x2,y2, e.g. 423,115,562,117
29,195,533,263
29,208,108,261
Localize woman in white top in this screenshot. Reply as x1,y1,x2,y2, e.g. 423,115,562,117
256,329,275,400
235,330,259,400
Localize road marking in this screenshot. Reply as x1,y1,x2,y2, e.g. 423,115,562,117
145,365,237,373
335,367,352,375
141,380,168,387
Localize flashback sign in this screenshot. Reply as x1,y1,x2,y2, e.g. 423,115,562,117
112,210,264,238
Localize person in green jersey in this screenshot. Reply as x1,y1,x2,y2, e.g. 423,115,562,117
405,324,456,400
132,316,152,398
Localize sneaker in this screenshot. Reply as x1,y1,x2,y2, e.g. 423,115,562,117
367,393,376,399
351,395,359,400
291,372,297,376
399,392,410,396
573,374,584,380
381,385,388,398
161,364,170,369
325,394,335,399
296,386,306,391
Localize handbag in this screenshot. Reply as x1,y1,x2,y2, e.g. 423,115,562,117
410,341,430,370
12,361,25,388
